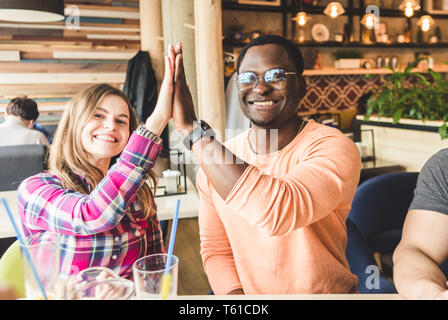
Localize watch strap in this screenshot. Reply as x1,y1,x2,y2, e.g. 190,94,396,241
183,120,215,150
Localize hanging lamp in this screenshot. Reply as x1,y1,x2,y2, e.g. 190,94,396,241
417,15,434,32
398,0,420,18
0,0,64,22
324,2,345,18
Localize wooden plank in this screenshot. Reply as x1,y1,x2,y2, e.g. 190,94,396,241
0,41,138,51
64,6,140,19
9,36,140,47
86,34,140,40
0,22,140,32
0,51,20,62
0,83,122,98
20,52,53,60
65,3,139,12
0,28,63,38
0,72,126,84
52,50,136,59
0,61,127,73
0,101,67,113
64,29,140,37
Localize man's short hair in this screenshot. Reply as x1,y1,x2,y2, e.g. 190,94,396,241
236,34,304,76
6,96,39,121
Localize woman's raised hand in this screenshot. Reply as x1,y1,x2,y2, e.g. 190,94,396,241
144,44,176,136
172,43,198,137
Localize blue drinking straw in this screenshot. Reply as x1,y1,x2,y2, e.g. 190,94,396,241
1,198,48,300
160,199,180,299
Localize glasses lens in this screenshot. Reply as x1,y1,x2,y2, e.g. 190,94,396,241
265,68,288,89
237,72,257,91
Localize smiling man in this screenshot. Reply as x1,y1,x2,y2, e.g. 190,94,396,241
171,35,362,294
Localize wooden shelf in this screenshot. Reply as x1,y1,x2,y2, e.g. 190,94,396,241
223,39,448,49
222,3,284,13
303,65,448,76
223,3,448,18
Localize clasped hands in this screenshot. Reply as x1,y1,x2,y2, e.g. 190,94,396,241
145,43,198,139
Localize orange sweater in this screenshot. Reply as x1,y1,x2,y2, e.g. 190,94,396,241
196,120,361,295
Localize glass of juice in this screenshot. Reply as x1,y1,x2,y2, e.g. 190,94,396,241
132,254,179,300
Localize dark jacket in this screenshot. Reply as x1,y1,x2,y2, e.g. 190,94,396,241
123,50,169,149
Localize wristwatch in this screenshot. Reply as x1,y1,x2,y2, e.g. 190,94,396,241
183,120,215,150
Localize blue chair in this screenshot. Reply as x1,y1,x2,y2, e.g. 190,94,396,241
348,172,448,279
346,218,396,293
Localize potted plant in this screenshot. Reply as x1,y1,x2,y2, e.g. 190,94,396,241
332,49,363,69
364,59,448,139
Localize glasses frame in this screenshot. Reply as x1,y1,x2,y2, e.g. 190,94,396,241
236,68,297,92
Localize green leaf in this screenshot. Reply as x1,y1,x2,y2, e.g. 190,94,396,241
439,123,448,140
393,108,403,124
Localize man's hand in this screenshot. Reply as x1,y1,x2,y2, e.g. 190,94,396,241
172,42,197,137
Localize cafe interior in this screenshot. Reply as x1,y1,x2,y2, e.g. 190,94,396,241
0,0,447,300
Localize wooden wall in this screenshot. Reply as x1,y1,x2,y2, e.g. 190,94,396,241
0,0,141,122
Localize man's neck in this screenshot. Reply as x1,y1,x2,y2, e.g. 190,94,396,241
248,117,304,155
7,115,34,128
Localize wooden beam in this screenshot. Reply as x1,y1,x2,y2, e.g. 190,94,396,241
194,0,226,137
139,0,164,85
0,73,125,84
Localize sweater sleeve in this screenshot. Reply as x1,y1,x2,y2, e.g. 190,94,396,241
17,132,162,236
225,133,361,237
196,169,243,295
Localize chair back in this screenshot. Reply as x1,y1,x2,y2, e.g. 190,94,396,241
346,218,397,293
0,144,48,191
0,240,25,298
348,172,419,253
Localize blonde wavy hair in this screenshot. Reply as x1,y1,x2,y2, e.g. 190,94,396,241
48,83,158,220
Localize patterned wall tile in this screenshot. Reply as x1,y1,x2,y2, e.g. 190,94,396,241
299,74,382,114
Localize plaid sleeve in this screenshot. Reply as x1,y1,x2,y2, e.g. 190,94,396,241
17,132,163,236
120,130,163,171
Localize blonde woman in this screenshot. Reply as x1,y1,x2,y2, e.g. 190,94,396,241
17,48,176,279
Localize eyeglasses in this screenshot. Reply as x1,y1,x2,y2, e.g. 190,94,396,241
236,68,297,92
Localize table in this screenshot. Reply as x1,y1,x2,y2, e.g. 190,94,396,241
360,159,406,184
0,177,199,239
177,294,402,300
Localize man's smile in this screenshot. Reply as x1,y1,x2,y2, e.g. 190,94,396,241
247,98,283,110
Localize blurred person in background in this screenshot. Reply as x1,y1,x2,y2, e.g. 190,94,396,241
0,96,49,147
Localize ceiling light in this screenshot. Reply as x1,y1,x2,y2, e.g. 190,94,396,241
361,13,378,30
324,2,345,18
418,15,434,32
0,0,64,23
399,0,420,18
293,12,309,27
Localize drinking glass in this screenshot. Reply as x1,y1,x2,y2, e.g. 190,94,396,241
132,254,179,300
71,278,135,300
19,233,60,300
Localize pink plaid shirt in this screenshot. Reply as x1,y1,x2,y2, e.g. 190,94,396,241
17,131,165,278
